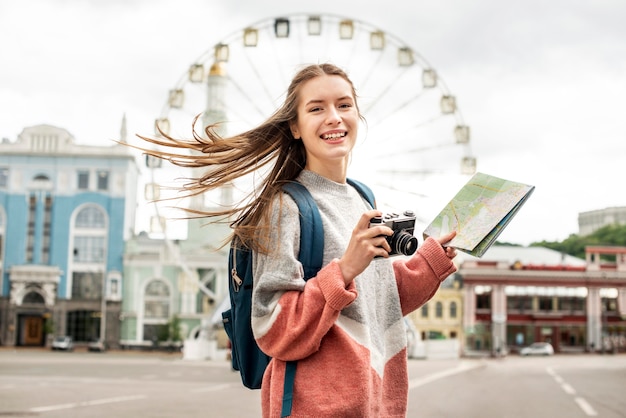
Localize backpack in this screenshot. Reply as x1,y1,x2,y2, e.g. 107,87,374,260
221,178,375,417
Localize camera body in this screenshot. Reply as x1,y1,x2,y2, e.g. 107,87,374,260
369,210,418,256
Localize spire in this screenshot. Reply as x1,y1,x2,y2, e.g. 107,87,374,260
119,113,128,143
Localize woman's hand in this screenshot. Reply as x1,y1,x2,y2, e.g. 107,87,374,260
337,210,393,286
437,230,458,259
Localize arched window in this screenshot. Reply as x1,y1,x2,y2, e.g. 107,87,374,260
421,304,428,318
144,280,170,319
450,301,458,318
435,301,443,318
23,291,45,304
72,206,106,263
75,206,106,229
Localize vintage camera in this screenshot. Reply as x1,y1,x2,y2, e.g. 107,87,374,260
369,210,418,256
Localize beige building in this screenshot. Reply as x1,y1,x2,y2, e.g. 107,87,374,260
578,206,626,236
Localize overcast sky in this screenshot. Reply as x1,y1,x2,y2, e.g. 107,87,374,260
2,0,625,246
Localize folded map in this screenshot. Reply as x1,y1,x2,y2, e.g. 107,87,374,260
423,172,535,257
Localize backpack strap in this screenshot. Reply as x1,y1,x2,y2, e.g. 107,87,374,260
347,178,376,209
282,181,325,280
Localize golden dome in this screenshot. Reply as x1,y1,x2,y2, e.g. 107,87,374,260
209,62,226,77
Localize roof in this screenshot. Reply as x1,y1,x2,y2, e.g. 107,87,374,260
454,245,587,267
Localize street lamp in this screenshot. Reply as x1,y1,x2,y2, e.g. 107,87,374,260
100,271,107,344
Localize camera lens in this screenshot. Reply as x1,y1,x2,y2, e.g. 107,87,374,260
391,231,418,256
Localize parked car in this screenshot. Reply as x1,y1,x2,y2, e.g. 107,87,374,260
87,339,106,352
51,336,74,351
520,342,554,356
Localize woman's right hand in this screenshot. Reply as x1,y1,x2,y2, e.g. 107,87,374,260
337,210,393,286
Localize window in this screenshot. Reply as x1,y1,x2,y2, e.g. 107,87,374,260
106,271,122,302
26,195,36,263
476,293,491,310
97,171,109,191
557,297,585,312
602,297,618,313
0,211,4,263
421,304,428,318
0,167,8,188
538,297,553,311
75,206,105,229
73,236,105,262
507,296,532,312
23,291,45,304
77,171,89,190
66,310,100,343
42,195,52,264
450,301,458,318
71,271,103,300
435,301,443,318
144,280,170,319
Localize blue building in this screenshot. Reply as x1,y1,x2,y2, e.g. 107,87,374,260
0,124,138,347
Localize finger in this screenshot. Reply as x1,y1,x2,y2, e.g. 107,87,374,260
374,235,392,253
359,210,382,229
438,230,457,245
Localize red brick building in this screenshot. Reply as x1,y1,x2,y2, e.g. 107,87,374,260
458,246,626,355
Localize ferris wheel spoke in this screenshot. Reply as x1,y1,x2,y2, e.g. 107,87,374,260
240,45,282,108
367,90,427,127
361,66,413,115
355,49,387,92
223,75,267,125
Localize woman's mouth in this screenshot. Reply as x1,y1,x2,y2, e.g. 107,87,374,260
322,132,346,140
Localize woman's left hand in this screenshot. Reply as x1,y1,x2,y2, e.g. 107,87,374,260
437,230,457,259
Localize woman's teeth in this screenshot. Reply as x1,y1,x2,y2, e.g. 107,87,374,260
322,132,345,140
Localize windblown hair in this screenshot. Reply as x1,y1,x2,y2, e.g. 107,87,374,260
136,63,360,253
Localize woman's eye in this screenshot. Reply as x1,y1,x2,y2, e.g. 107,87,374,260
339,103,352,109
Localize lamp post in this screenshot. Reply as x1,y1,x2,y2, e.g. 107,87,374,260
100,271,107,344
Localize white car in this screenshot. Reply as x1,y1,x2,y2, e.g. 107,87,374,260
87,339,107,352
520,342,554,356
51,336,74,351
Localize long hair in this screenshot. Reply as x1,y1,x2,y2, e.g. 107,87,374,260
136,63,360,253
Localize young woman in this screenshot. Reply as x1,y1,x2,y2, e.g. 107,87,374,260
140,63,457,417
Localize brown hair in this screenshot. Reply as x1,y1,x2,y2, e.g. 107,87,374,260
136,63,360,252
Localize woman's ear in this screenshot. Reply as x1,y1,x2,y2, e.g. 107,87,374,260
289,123,300,140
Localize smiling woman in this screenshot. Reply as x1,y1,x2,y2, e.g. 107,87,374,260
136,60,458,417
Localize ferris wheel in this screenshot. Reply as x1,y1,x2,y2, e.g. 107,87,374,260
145,13,477,234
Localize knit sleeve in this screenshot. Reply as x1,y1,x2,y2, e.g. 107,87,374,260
251,194,357,361
392,236,457,316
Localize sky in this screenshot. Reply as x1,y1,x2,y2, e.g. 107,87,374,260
1,0,625,246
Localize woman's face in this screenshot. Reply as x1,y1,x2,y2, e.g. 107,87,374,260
290,74,359,178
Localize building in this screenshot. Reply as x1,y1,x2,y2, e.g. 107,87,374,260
578,206,626,236
120,221,230,352
406,273,464,359
119,61,232,356
0,124,138,348
458,245,626,356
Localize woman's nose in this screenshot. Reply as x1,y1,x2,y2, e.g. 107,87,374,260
326,108,341,124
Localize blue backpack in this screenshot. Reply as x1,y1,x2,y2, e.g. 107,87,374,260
221,178,375,417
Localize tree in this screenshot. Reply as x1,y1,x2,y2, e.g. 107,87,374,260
157,315,182,342
530,224,626,259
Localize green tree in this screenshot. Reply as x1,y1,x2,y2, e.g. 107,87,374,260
156,315,183,342
530,224,626,259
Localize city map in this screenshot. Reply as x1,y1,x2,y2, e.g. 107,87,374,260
423,172,535,257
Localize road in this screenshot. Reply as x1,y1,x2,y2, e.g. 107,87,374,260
0,349,624,417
